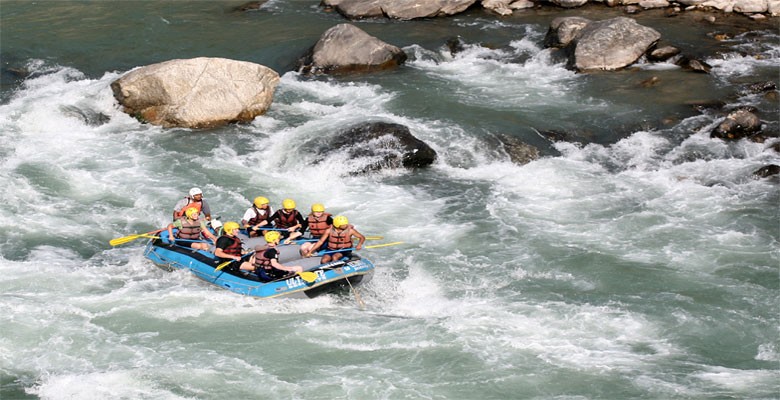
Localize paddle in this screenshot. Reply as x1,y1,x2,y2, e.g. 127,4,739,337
316,241,404,256
143,236,213,244
109,228,163,246
215,251,254,271
298,271,319,283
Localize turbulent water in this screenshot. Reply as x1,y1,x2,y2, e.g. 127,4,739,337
1,1,779,399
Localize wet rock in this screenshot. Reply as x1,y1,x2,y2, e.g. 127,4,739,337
647,45,680,61
676,56,712,73
482,0,534,15
744,81,777,94
60,105,110,127
497,134,539,165
234,1,268,11
710,109,762,140
111,57,279,129
549,0,589,7
446,36,467,56
752,164,780,179
296,24,407,75
640,76,660,87
325,122,437,173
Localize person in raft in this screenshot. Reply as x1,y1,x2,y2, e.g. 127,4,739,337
268,198,305,244
241,196,273,237
245,231,303,282
173,187,212,221
305,215,365,263
167,207,217,251
213,221,249,272
299,203,332,256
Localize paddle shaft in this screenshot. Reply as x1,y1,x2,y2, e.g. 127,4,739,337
316,241,404,255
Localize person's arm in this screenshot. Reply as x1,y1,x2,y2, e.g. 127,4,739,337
200,221,216,242
306,230,330,257
213,238,241,261
351,228,366,250
172,199,185,220
167,222,176,242
202,200,211,220
241,208,253,228
270,258,302,273
289,211,305,232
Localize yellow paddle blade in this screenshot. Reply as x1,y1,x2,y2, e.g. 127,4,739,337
365,236,384,240
109,234,145,246
299,271,318,283
365,241,403,249
215,260,232,271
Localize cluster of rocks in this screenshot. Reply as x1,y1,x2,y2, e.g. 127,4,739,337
110,3,778,177
318,0,779,19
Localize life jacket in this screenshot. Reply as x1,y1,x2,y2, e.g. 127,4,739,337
176,217,202,240
253,248,284,280
327,225,353,250
307,213,332,237
275,210,300,229
247,206,269,226
220,235,243,257
174,197,203,218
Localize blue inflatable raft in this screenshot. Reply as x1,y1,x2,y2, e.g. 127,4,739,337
143,235,374,299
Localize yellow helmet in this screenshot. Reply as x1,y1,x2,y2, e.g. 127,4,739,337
311,203,325,213
264,231,281,244
184,207,199,219
282,198,296,210
223,221,240,234
253,196,269,207
333,215,348,228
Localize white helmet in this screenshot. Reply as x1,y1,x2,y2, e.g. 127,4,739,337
189,187,203,197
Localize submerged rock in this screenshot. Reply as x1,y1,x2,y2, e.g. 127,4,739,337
752,164,780,179
322,121,437,174
496,134,539,165
111,57,279,129
296,24,407,75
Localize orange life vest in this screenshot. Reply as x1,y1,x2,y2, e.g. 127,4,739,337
307,213,332,237
327,225,353,250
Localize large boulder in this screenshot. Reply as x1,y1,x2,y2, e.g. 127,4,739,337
321,121,437,174
573,17,661,71
296,24,407,74
111,57,279,129
324,0,477,20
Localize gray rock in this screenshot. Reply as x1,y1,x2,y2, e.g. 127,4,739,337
647,45,680,61
572,17,661,71
111,57,279,129
497,134,539,165
296,24,407,75
331,0,477,20
549,0,589,7
544,16,592,48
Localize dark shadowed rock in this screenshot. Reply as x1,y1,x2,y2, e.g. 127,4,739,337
60,105,110,127
676,56,712,73
711,109,762,140
743,81,777,95
324,122,437,173
752,164,780,179
497,134,539,165
446,36,467,56
234,1,268,11
296,24,407,75
544,17,591,48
